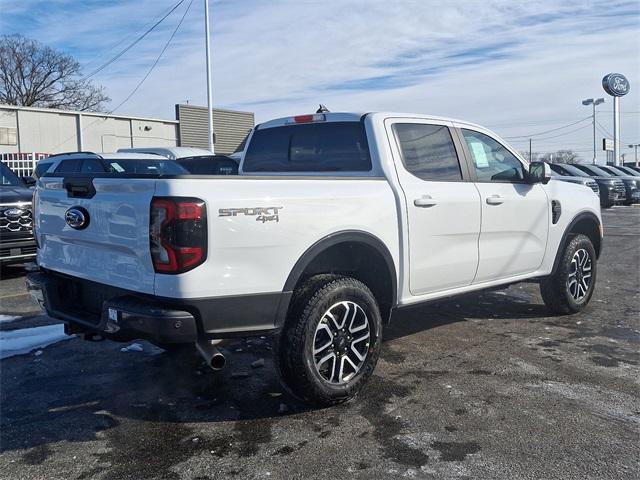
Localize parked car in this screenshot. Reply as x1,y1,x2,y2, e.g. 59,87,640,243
623,164,640,174
596,165,640,205
549,163,625,208
28,111,602,406
0,162,36,266
572,164,639,205
34,152,189,176
118,146,239,175
117,146,214,160
549,169,599,197
176,155,238,175
615,165,640,177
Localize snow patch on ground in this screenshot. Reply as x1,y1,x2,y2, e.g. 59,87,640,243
0,315,20,324
120,343,144,353
0,324,71,359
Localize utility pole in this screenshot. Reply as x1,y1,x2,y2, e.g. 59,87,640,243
582,98,604,164
629,143,640,167
204,0,214,153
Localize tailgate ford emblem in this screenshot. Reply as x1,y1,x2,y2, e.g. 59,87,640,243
65,207,90,230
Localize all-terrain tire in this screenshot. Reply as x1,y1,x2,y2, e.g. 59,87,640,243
275,274,382,407
540,234,597,314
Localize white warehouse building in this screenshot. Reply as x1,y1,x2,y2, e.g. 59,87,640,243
0,103,254,174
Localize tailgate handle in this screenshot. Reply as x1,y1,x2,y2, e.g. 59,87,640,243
63,177,96,198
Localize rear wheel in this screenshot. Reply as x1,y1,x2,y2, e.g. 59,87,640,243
275,275,382,407
540,234,597,314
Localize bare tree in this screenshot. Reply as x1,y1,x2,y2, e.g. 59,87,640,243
0,34,109,111
538,150,582,164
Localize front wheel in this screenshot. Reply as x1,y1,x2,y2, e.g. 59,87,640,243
540,234,597,314
275,275,382,407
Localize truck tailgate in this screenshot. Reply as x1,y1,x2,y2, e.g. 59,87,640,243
36,177,156,294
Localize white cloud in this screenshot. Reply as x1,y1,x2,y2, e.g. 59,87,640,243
2,0,639,160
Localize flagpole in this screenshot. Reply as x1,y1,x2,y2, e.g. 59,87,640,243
204,0,214,152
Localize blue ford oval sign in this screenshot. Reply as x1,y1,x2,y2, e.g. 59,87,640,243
602,73,630,97
65,207,90,230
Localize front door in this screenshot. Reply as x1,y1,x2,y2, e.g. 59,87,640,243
458,128,549,283
388,119,481,296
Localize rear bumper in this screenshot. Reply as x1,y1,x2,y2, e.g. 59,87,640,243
26,269,292,344
0,237,37,265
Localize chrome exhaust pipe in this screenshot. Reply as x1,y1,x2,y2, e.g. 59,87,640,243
196,339,226,370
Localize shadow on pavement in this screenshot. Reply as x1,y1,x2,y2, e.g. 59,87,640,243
1,283,554,459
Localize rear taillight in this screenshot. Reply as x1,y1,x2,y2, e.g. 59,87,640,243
150,197,207,274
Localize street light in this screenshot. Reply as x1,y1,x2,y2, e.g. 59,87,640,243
582,98,605,164
629,143,640,167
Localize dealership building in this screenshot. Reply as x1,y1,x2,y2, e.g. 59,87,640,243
0,103,254,175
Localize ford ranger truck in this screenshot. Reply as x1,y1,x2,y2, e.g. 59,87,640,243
27,112,603,406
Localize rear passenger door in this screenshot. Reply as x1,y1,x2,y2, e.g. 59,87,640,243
387,119,481,295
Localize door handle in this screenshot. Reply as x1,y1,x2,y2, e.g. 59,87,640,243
414,195,437,207
486,194,505,205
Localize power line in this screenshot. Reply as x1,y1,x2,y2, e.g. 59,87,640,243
81,0,186,82
81,2,184,72
51,0,193,151
503,116,592,139
522,123,593,142
111,0,194,112
596,120,612,138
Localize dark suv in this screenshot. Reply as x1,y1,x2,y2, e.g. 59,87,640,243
549,163,626,208
0,162,36,266
594,165,640,205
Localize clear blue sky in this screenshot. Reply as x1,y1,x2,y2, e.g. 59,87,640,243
1,0,639,162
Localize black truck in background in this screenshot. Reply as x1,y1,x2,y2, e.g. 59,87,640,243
0,162,36,266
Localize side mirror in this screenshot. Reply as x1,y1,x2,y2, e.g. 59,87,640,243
528,162,551,185
22,176,36,188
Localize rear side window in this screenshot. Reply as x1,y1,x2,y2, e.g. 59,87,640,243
243,122,371,173
80,159,106,173
393,123,462,181
54,159,82,173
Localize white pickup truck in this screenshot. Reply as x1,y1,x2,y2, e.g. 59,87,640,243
27,112,602,406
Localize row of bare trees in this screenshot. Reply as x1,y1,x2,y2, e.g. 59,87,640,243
0,34,109,111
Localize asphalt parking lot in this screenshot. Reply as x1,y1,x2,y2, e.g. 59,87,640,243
0,207,638,480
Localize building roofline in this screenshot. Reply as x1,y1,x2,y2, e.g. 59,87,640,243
175,104,254,116
0,103,179,124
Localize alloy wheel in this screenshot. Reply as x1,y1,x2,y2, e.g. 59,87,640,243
567,248,592,301
312,301,371,384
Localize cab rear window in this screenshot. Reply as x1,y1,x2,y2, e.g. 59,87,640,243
243,122,371,173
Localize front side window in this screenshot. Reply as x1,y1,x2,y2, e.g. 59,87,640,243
462,129,524,182
34,161,53,178
393,123,462,181
579,165,611,177
244,122,371,173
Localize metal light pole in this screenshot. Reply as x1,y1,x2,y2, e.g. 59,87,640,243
613,97,620,166
204,0,214,153
630,143,640,167
582,98,604,164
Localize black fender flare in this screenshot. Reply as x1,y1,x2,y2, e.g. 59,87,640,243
550,212,602,275
282,230,398,306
